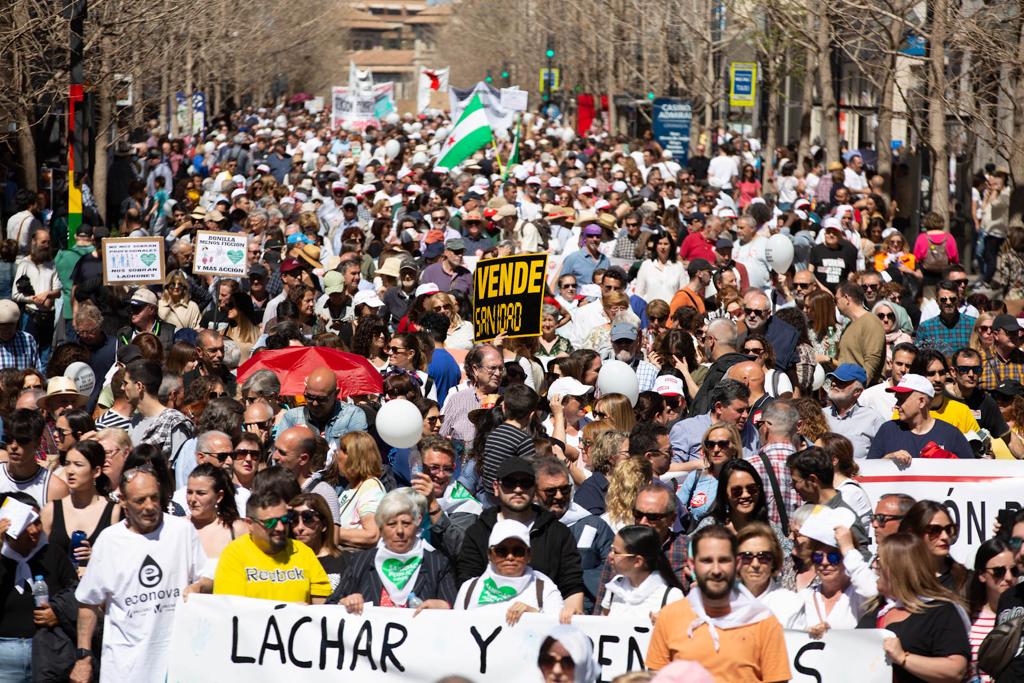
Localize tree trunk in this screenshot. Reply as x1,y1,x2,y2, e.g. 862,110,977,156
815,2,840,164
15,106,37,193
928,0,950,219
874,18,902,207
797,37,814,162
1008,16,1024,225
93,33,114,225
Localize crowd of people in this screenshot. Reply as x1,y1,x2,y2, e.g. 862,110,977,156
2,99,1024,683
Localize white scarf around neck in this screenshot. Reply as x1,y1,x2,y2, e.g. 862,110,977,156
373,538,425,607
1,535,47,595
686,583,774,651
606,571,668,607
468,563,536,608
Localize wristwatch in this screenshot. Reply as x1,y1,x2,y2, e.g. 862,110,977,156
75,648,93,661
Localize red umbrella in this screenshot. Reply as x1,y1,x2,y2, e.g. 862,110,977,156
288,92,313,104
237,347,383,398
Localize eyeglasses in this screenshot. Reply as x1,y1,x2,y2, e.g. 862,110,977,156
923,523,958,539
499,477,535,491
423,463,455,474
877,312,895,321
632,509,671,522
294,510,321,526
744,308,769,318
387,346,407,355
1009,537,1024,552
244,419,274,432
703,439,733,451
592,410,608,420
490,543,529,558
955,365,982,375
303,393,332,404
201,450,235,463
729,484,759,499
253,511,296,529
871,513,904,526
540,484,573,498
987,565,1023,580
742,346,765,356
737,551,774,566
812,550,843,566
477,364,503,375
233,448,261,460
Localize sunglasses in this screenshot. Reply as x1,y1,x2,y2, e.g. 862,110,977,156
729,484,759,499
294,510,321,526
387,346,407,355
499,477,535,491
253,511,296,529
592,410,608,419
649,315,667,323
540,485,573,498
491,543,529,558
1009,537,1024,552
938,297,958,304
737,551,774,566
207,391,228,399
538,654,575,671
201,450,234,462
812,550,843,566
793,282,814,290
955,365,981,375
877,312,895,321
560,283,577,290
632,509,671,522
871,513,904,526
703,439,733,450
744,308,769,317
923,523,958,539
244,419,274,431
743,347,765,356
987,565,1023,580
303,393,332,404
862,284,879,291
233,448,261,460
978,326,993,333
424,415,441,425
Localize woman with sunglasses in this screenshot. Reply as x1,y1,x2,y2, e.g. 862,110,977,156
875,228,920,278
966,538,1017,682
383,332,437,401
899,500,969,592
185,463,247,561
969,312,997,356
454,518,563,624
792,509,878,638
425,292,474,351
677,423,741,530
158,270,202,331
736,521,802,628
872,299,914,371
600,524,684,618
332,487,456,613
535,625,601,683
290,492,348,592
53,408,94,465
231,432,263,492
592,393,636,433
741,333,794,399
351,317,389,370
858,533,970,683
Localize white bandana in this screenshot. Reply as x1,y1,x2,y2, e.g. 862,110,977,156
1,534,47,595
686,584,774,651
468,564,536,608
436,481,483,517
373,538,425,607
606,572,669,607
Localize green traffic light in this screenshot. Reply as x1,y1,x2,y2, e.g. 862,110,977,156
545,49,555,58
501,71,509,79
485,76,493,83
647,92,655,100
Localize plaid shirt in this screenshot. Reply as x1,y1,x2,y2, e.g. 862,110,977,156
981,347,1024,391
0,331,42,373
592,530,690,614
915,314,976,357
747,442,798,528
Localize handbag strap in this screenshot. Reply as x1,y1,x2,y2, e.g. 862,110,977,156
756,450,790,535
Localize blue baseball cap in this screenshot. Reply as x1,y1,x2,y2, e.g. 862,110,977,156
827,363,867,385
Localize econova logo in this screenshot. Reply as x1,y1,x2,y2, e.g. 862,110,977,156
139,555,164,588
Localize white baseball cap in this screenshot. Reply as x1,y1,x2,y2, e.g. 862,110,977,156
488,519,531,547
352,290,384,309
886,373,935,398
415,283,440,297
547,377,593,398
799,507,857,548
653,375,685,397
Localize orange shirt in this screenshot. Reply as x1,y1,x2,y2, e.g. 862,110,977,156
646,598,791,682
669,286,706,317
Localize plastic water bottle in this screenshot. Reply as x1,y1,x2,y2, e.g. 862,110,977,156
31,575,48,607
406,591,423,609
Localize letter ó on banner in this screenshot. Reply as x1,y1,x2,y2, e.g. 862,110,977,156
794,641,825,683
287,616,313,669
258,615,287,665
470,625,502,674
230,616,256,664
319,617,346,670
380,622,409,673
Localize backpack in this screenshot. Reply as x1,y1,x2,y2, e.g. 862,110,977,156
977,614,1024,679
922,235,951,273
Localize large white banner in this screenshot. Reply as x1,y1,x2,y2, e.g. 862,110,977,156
857,459,1024,564
168,595,891,682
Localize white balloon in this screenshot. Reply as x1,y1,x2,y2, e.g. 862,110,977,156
561,127,575,143
596,360,640,406
375,399,423,448
766,233,795,274
64,361,95,396
812,363,826,391
384,139,401,160
412,151,428,166
384,112,400,125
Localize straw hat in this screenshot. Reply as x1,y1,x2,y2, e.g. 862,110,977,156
37,377,88,413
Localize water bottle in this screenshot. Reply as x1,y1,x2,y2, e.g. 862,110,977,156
69,530,88,568
31,575,48,607
406,591,423,609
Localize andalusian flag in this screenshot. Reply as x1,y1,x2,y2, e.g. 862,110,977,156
436,94,492,170
502,116,521,181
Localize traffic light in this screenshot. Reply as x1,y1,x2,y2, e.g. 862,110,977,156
485,69,493,84
501,70,510,79
647,91,656,100
546,48,555,59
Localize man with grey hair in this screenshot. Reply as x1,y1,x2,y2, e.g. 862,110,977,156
670,378,753,473
688,318,746,416
750,400,801,530
824,363,885,459
158,373,185,412
741,288,800,373
171,429,240,510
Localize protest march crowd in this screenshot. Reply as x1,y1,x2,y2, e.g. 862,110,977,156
4,94,1024,683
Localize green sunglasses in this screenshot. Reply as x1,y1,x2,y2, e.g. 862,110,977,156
252,511,296,529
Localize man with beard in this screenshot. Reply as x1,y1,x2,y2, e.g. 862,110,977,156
915,281,976,358
646,525,790,680
532,457,613,613
71,468,207,683
610,323,659,392
184,330,236,397
276,367,367,443
823,364,885,460
455,457,585,619
13,229,60,361
214,487,330,604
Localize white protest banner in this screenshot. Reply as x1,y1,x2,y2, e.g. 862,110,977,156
101,237,165,285
858,459,1024,564
193,230,248,277
168,595,891,683
500,87,529,112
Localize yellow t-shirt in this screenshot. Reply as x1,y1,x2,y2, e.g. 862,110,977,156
214,534,331,603
893,396,980,434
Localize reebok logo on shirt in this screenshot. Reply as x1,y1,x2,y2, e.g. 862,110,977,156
244,567,306,583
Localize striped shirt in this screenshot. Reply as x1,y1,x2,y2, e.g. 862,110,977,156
96,408,133,431
969,611,996,683
480,424,536,493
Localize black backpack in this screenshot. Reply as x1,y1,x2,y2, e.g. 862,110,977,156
978,614,1024,679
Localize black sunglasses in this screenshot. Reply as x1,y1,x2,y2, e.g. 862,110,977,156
987,565,1022,580
491,543,528,558
632,509,671,522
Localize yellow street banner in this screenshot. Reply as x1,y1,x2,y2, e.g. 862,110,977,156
729,62,757,108
472,252,548,342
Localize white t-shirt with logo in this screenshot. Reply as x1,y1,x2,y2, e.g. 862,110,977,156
75,516,208,683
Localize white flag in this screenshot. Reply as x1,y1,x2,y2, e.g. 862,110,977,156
417,66,450,113
349,62,374,98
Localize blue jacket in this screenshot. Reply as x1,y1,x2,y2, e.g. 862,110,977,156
277,400,368,445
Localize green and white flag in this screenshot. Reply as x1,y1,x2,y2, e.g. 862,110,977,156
502,116,521,181
436,94,492,170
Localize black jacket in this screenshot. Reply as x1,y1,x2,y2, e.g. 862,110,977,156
455,505,585,599
327,546,457,606
689,351,749,416
115,319,176,350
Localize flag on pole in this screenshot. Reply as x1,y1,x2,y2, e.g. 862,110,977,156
417,66,450,113
435,94,492,170
502,115,521,181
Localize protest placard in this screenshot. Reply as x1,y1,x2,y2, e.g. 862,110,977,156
472,252,548,342
194,230,249,277
101,237,165,285
857,459,1024,564
168,595,892,683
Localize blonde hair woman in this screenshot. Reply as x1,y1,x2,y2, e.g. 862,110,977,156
334,431,386,549
969,312,996,356
159,270,202,330
428,292,474,350
593,393,636,433
601,457,654,532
